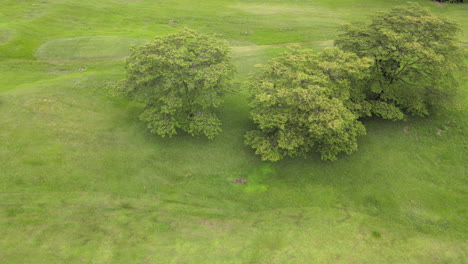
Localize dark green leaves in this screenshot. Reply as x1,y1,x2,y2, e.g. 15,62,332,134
335,3,464,119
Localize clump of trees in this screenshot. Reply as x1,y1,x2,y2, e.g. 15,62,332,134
246,4,463,161
436,0,464,3
245,4,463,161
116,4,464,161
114,29,235,139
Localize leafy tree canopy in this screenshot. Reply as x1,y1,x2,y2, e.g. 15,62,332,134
335,3,464,120
437,0,464,3
245,48,371,161
114,29,235,139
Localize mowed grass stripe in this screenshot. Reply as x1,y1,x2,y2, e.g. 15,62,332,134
35,36,148,62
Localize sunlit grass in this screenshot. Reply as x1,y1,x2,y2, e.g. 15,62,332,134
0,0,466,263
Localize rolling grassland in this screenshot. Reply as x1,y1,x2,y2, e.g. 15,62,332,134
0,0,466,263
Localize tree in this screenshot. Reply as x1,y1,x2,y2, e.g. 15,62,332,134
437,0,464,3
335,3,464,120
245,48,371,161
115,29,235,139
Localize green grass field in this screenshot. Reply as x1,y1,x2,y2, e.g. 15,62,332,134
0,0,467,263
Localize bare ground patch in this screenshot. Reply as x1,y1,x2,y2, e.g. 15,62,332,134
229,3,348,18
0,28,13,44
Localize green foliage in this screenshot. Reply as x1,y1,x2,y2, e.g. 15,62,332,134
245,48,371,161
115,29,235,139
437,0,464,3
335,3,464,119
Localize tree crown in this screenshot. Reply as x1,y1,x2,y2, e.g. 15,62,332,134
245,48,370,161
335,3,464,119
116,29,235,139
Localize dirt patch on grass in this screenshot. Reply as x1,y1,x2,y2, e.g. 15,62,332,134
199,220,215,226
434,1,444,8
232,40,333,55
0,28,13,44
437,129,443,136
230,3,347,18
230,3,314,15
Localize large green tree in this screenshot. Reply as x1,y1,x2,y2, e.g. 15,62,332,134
335,4,464,119
115,29,235,139
245,48,371,161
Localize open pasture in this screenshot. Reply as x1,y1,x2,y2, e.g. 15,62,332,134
0,0,467,263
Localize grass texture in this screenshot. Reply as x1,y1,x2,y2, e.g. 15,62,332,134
0,0,467,263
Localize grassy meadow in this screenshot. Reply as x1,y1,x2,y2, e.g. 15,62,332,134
0,0,467,263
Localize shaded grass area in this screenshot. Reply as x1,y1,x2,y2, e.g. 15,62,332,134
0,0,467,263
